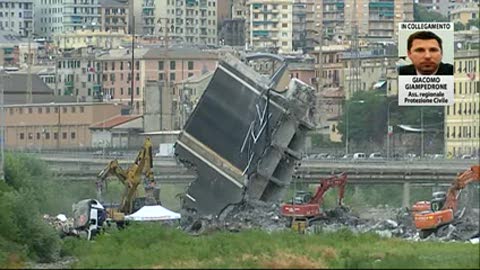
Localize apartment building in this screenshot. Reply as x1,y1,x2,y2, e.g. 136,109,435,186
444,49,479,157
63,0,101,33
142,0,218,46
100,0,129,33
53,29,130,50
97,47,219,114
0,0,33,37
449,2,479,25
246,0,294,53
414,0,450,17
34,0,63,39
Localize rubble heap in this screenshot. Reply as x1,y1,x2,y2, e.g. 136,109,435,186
180,200,479,243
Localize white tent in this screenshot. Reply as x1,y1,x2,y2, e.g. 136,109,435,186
125,205,181,221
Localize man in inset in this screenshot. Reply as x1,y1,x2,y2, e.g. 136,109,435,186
399,31,453,76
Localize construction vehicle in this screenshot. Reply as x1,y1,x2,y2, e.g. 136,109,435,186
72,199,106,240
73,137,160,236
412,165,480,238
280,172,347,231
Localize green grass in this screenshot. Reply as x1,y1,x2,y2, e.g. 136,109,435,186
62,223,480,269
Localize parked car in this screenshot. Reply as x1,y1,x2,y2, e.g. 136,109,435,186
368,152,383,160
461,154,472,160
341,154,353,160
353,152,366,160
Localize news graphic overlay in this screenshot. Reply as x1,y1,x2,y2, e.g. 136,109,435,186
398,22,454,106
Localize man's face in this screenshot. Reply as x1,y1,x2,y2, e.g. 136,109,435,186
407,39,443,75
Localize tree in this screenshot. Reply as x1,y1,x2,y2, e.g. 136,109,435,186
454,22,466,31
413,4,448,22
336,91,387,147
336,92,444,149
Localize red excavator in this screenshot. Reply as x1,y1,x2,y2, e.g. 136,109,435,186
412,165,480,238
281,172,347,231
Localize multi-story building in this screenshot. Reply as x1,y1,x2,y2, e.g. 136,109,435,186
34,0,63,40
4,102,123,150
246,0,294,53
341,44,397,98
444,49,479,157
142,0,218,46
97,47,219,114
54,47,104,101
0,31,22,67
415,0,451,17
63,0,101,33
449,2,479,25
100,0,129,33
292,0,307,51
53,29,130,50
0,0,33,37
219,18,245,46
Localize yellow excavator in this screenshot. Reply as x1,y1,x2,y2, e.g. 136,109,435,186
95,137,160,224
72,137,160,239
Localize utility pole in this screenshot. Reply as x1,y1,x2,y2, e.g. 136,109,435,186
130,15,135,115
157,17,170,131
26,30,33,104
0,70,6,181
421,107,424,158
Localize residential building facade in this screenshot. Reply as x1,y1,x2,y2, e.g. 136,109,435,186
0,0,34,37
100,0,129,33
445,49,479,157
63,0,101,33
142,0,218,46
246,0,294,53
34,0,63,39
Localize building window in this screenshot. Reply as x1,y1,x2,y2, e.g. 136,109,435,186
71,107,76,113
45,133,50,140
46,107,50,113
136,87,140,96
80,106,84,113
54,132,58,140
36,133,40,140
20,133,24,140
159,61,164,70
188,61,194,70
188,72,194,77
71,132,76,140
54,107,59,113
62,132,67,139
170,61,176,70
170,73,176,81
28,133,33,140
159,73,164,81
63,107,67,113
38,107,43,113
28,108,33,114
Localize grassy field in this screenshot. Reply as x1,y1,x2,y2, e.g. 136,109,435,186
61,223,480,269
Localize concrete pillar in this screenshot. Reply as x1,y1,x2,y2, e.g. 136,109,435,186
402,182,411,208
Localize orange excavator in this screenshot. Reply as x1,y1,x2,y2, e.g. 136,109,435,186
280,172,347,231
412,165,480,238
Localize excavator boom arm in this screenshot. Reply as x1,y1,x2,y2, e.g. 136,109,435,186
443,165,480,211
309,172,347,206
96,137,156,215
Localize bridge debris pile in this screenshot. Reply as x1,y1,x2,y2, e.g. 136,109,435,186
179,200,479,243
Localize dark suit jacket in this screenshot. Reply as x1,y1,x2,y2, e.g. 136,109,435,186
398,62,454,76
